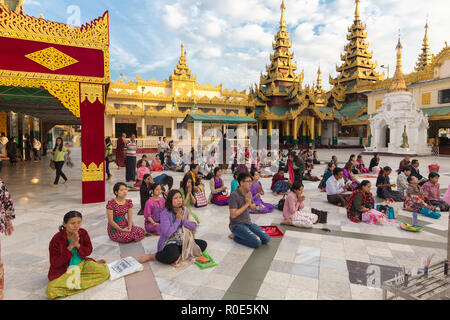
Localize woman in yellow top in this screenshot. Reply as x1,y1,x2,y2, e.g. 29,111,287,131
50,137,71,187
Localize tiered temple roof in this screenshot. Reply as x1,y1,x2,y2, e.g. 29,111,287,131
415,22,433,72
330,0,384,96
169,42,195,82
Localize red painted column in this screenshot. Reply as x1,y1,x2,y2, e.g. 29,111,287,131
80,84,106,204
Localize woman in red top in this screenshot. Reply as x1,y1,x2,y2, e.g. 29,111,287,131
115,133,126,168
46,211,110,300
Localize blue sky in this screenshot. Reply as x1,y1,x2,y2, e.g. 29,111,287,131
23,0,450,91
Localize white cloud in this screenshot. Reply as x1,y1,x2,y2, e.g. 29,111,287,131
24,0,41,6
199,47,222,59
226,24,273,48
110,43,140,71
162,3,189,29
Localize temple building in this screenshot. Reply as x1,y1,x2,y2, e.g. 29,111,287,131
105,43,256,149
251,0,331,147
252,0,385,147
359,23,450,154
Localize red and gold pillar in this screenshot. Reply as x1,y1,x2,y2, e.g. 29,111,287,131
80,83,106,204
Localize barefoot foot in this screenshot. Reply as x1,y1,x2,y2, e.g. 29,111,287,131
228,233,235,240
138,253,156,264
97,259,106,264
171,255,182,266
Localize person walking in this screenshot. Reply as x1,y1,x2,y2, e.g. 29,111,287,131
6,138,18,166
25,136,32,161
0,179,15,300
32,138,42,161
0,139,5,173
115,133,126,168
124,134,137,182
50,137,70,187
105,137,113,180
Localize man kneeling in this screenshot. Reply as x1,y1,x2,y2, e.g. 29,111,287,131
228,172,270,248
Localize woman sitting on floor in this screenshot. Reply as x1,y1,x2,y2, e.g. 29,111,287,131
106,183,146,243
312,151,321,165
404,176,441,219
134,159,150,188
143,183,165,235
342,161,360,191
356,155,369,174
281,181,317,227
271,167,290,196
349,154,360,174
230,171,239,194
249,171,274,214
46,211,110,300
346,180,373,223
318,162,335,192
303,159,320,182
138,190,207,266
369,154,381,173
179,174,200,225
376,166,405,202
138,174,152,215
150,155,163,172
396,166,411,197
209,167,229,206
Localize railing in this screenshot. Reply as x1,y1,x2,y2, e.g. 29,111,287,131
110,137,251,151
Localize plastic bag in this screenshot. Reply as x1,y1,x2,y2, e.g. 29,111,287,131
291,210,318,228
362,209,387,225
107,256,144,281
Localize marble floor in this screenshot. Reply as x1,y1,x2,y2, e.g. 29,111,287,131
0,148,448,300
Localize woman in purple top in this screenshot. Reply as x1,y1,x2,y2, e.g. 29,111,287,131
209,167,229,206
249,171,274,214
143,183,165,234
342,161,360,191
138,190,207,265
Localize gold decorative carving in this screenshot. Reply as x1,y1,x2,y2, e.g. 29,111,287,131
25,47,79,71
0,8,110,84
375,100,382,110
81,83,103,104
81,162,104,182
0,76,80,117
422,92,431,105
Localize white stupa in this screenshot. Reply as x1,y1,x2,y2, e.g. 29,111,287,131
367,36,431,155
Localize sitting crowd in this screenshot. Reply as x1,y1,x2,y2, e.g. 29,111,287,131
41,146,449,300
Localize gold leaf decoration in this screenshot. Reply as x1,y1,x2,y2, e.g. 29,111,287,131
25,47,79,71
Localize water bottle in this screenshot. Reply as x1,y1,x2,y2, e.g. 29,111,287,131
412,210,418,226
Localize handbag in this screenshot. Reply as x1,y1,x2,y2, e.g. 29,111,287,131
277,194,286,211
194,191,207,208
376,204,396,219
49,159,56,170
215,194,228,201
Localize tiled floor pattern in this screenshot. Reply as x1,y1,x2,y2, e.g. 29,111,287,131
0,148,448,300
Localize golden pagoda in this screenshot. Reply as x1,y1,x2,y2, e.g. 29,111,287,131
313,65,326,106
260,0,302,89
253,0,328,147
415,21,433,71
330,0,384,98
389,34,408,93
169,42,195,82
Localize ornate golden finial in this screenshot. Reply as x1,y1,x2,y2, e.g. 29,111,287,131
181,42,184,57
317,65,322,90
40,13,44,19
120,73,124,81
355,0,360,21
415,20,432,71
280,0,286,28
389,31,407,93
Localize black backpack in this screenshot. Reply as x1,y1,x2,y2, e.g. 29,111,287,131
277,194,286,211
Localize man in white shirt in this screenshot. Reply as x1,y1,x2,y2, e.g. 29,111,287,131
160,137,169,163
326,167,352,207
33,138,42,161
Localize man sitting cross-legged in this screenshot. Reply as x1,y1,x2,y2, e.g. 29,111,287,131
228,172,270,248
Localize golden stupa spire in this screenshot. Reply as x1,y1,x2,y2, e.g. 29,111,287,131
280,0,286,28
317,65,322,90
389,31,408,93
415,19,432,71
355,0,360,21
170,42,195,81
